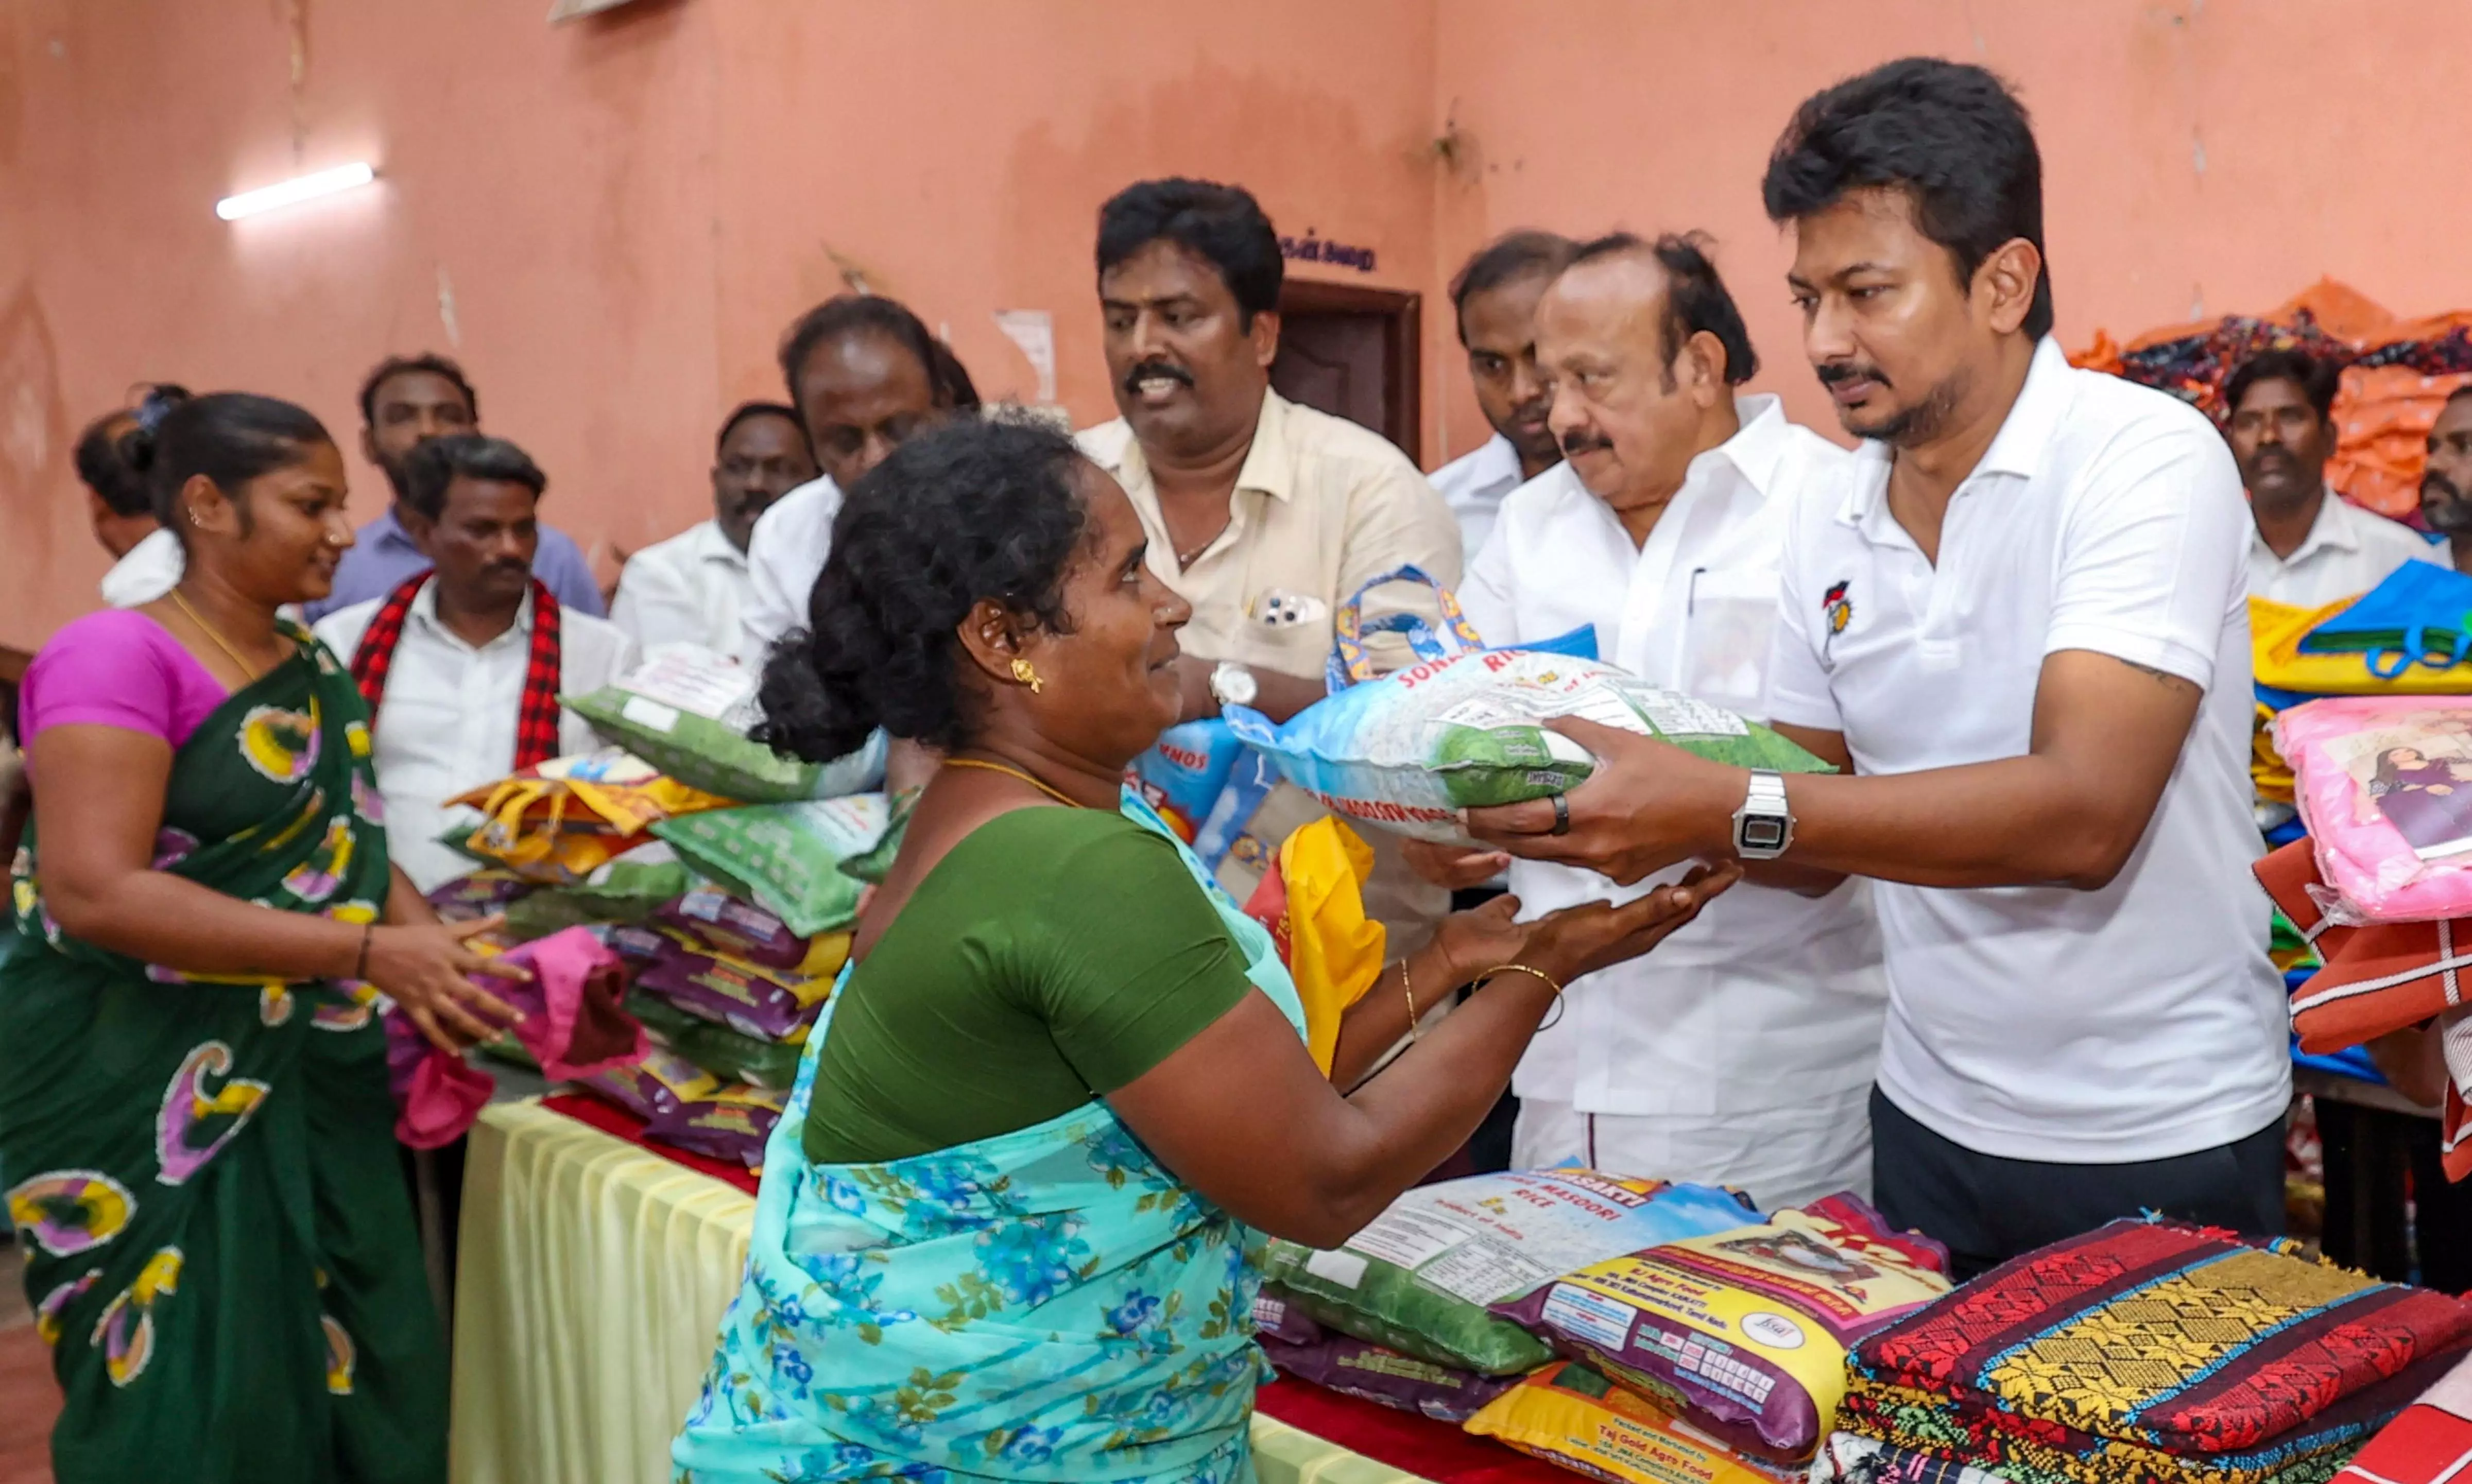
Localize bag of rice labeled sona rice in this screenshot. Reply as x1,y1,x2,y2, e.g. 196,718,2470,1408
567,647,886,803
653,793,891,936
1224,567,1828,845
1492,1193,1952,1463
1259,1169,1756,1375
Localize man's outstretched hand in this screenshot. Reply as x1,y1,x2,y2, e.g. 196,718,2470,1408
1463,717,1743,886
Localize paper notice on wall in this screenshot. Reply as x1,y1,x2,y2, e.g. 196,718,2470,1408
994,310,1057,404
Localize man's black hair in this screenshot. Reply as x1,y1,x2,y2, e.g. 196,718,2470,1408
1567,231,1760,386
1095,178,1284,325
1763,57,2054,340
715,401,804,457
1449,231,1580,347
358,353,478,429
776,296,981,419
399,433,545,523
2225,349,2342,426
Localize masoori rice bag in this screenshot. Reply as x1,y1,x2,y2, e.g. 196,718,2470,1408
1493,1193,1951,1462
1259,1332,1517,1423
1259,1169,1755,1375
1225,567,1826,845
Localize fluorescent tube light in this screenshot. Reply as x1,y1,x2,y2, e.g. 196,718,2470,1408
215,163,376,221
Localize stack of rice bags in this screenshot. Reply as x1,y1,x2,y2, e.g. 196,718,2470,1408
1462,1193,1953,1482
1814,1218,2472,1484
550,649,896,1172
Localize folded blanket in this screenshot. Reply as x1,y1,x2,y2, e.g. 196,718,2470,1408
1849,1220,2472,1457
2334,1351,2472,1484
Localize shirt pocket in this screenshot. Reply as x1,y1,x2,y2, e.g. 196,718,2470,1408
1679,573,1783,715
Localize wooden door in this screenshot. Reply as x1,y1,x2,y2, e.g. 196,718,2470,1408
1269,281,1421,454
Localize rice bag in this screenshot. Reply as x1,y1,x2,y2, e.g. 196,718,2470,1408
643,1083,785,1171
500,858,692,942
652,884,813,971
424,870,533,922
2279,696,2472,920
654,793,890,936
837,789,914,887
1260,1170,1757,1375
1492,1194,1952,1462
446,748,739,884
566,648,886,803
1260,1333,1516,1423
1126,719,1247,845
1464,1360,1799,1484
625,990,806,1089
634,930,832,1042
1225,568,1826,845
1252,1289,1326,1347
572,1048,720,1122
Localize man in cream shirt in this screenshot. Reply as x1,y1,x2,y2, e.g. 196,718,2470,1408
614,402,815,657
1077,177,1462,943
1450,234,1886,1207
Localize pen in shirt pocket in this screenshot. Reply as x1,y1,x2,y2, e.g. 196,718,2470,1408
1686,566,1708,616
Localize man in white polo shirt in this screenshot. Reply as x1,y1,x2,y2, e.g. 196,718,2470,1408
2232,347,2440,608
1471,58,2288,1275
1447,231,1886,1210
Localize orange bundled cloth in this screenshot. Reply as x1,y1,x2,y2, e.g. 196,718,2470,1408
2257,839,2471,1180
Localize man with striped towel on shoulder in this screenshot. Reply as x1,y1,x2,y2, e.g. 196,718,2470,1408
314,433,636,894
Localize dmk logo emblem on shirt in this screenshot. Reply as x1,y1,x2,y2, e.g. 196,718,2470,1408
1822,580,1855,660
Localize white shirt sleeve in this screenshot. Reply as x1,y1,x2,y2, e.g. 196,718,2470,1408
1759,509,1843,733
740,500,818,668
1456,520,1520,649
2044,419,2246,689
557,618,640,757
608,545,704,658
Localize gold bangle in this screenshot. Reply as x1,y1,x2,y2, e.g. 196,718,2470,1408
1400,957,1420,1043
1484,962,1566,1030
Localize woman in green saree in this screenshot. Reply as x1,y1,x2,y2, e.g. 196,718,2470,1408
674,417,1736,1483
2,393,522,1484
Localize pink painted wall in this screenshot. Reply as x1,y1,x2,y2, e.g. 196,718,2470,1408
1426,0,2472,463
6,0,2469,650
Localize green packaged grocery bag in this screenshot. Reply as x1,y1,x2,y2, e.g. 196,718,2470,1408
624,990,805,1089
652,793,891,936
499,857,691,942
568,648,886,803
2297,562,2472,679
1259,1169,1756,1375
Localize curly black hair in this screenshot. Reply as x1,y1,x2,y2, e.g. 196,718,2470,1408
755,415,1092,763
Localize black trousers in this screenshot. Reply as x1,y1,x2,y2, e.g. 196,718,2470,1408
1871,1089,2286,1280
2317,1098,2472,1295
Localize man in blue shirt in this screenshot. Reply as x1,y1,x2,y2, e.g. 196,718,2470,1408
304,353,605,620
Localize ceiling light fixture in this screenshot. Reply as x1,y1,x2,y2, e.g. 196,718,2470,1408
215,162,377,221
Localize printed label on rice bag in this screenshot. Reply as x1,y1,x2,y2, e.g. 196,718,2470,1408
1343,1171,1755,1306
619,652,761,726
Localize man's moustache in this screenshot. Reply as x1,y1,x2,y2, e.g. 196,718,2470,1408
1559,433,1613,458
1122,361,1196,395
1815,361,1892,388
2425,474,2472,532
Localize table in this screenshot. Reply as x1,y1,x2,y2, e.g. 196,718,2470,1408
446,1097,1548,1483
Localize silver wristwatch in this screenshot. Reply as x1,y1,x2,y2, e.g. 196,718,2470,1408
1731,769,1795,860
1208,661,1259,712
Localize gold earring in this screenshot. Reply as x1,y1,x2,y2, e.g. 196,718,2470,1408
1010,657,1044,694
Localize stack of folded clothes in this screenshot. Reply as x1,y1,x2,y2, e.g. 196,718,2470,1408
1818,1219,2472,1484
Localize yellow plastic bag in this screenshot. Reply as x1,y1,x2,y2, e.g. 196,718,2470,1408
1464,1360,1789,1484
447,748,738,884
1262,818,1388,1074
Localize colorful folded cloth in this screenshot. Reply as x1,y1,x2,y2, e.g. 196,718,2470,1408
2258,841,2472,1182
1847,1220,2472,1458
385,927,647,1148
1840,1347,2467,1484
2336,1351,2472,1483
1811,1431,2019,1484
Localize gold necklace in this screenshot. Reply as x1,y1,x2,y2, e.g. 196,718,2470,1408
170,589,267,681
942,757,1088,809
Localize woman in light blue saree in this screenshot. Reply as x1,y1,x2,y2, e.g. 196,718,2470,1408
674,418,1731,1483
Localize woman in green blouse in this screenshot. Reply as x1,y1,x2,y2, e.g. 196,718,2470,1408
673,416,1733,1484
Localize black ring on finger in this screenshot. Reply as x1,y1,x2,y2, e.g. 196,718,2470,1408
1550,793,1571,837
